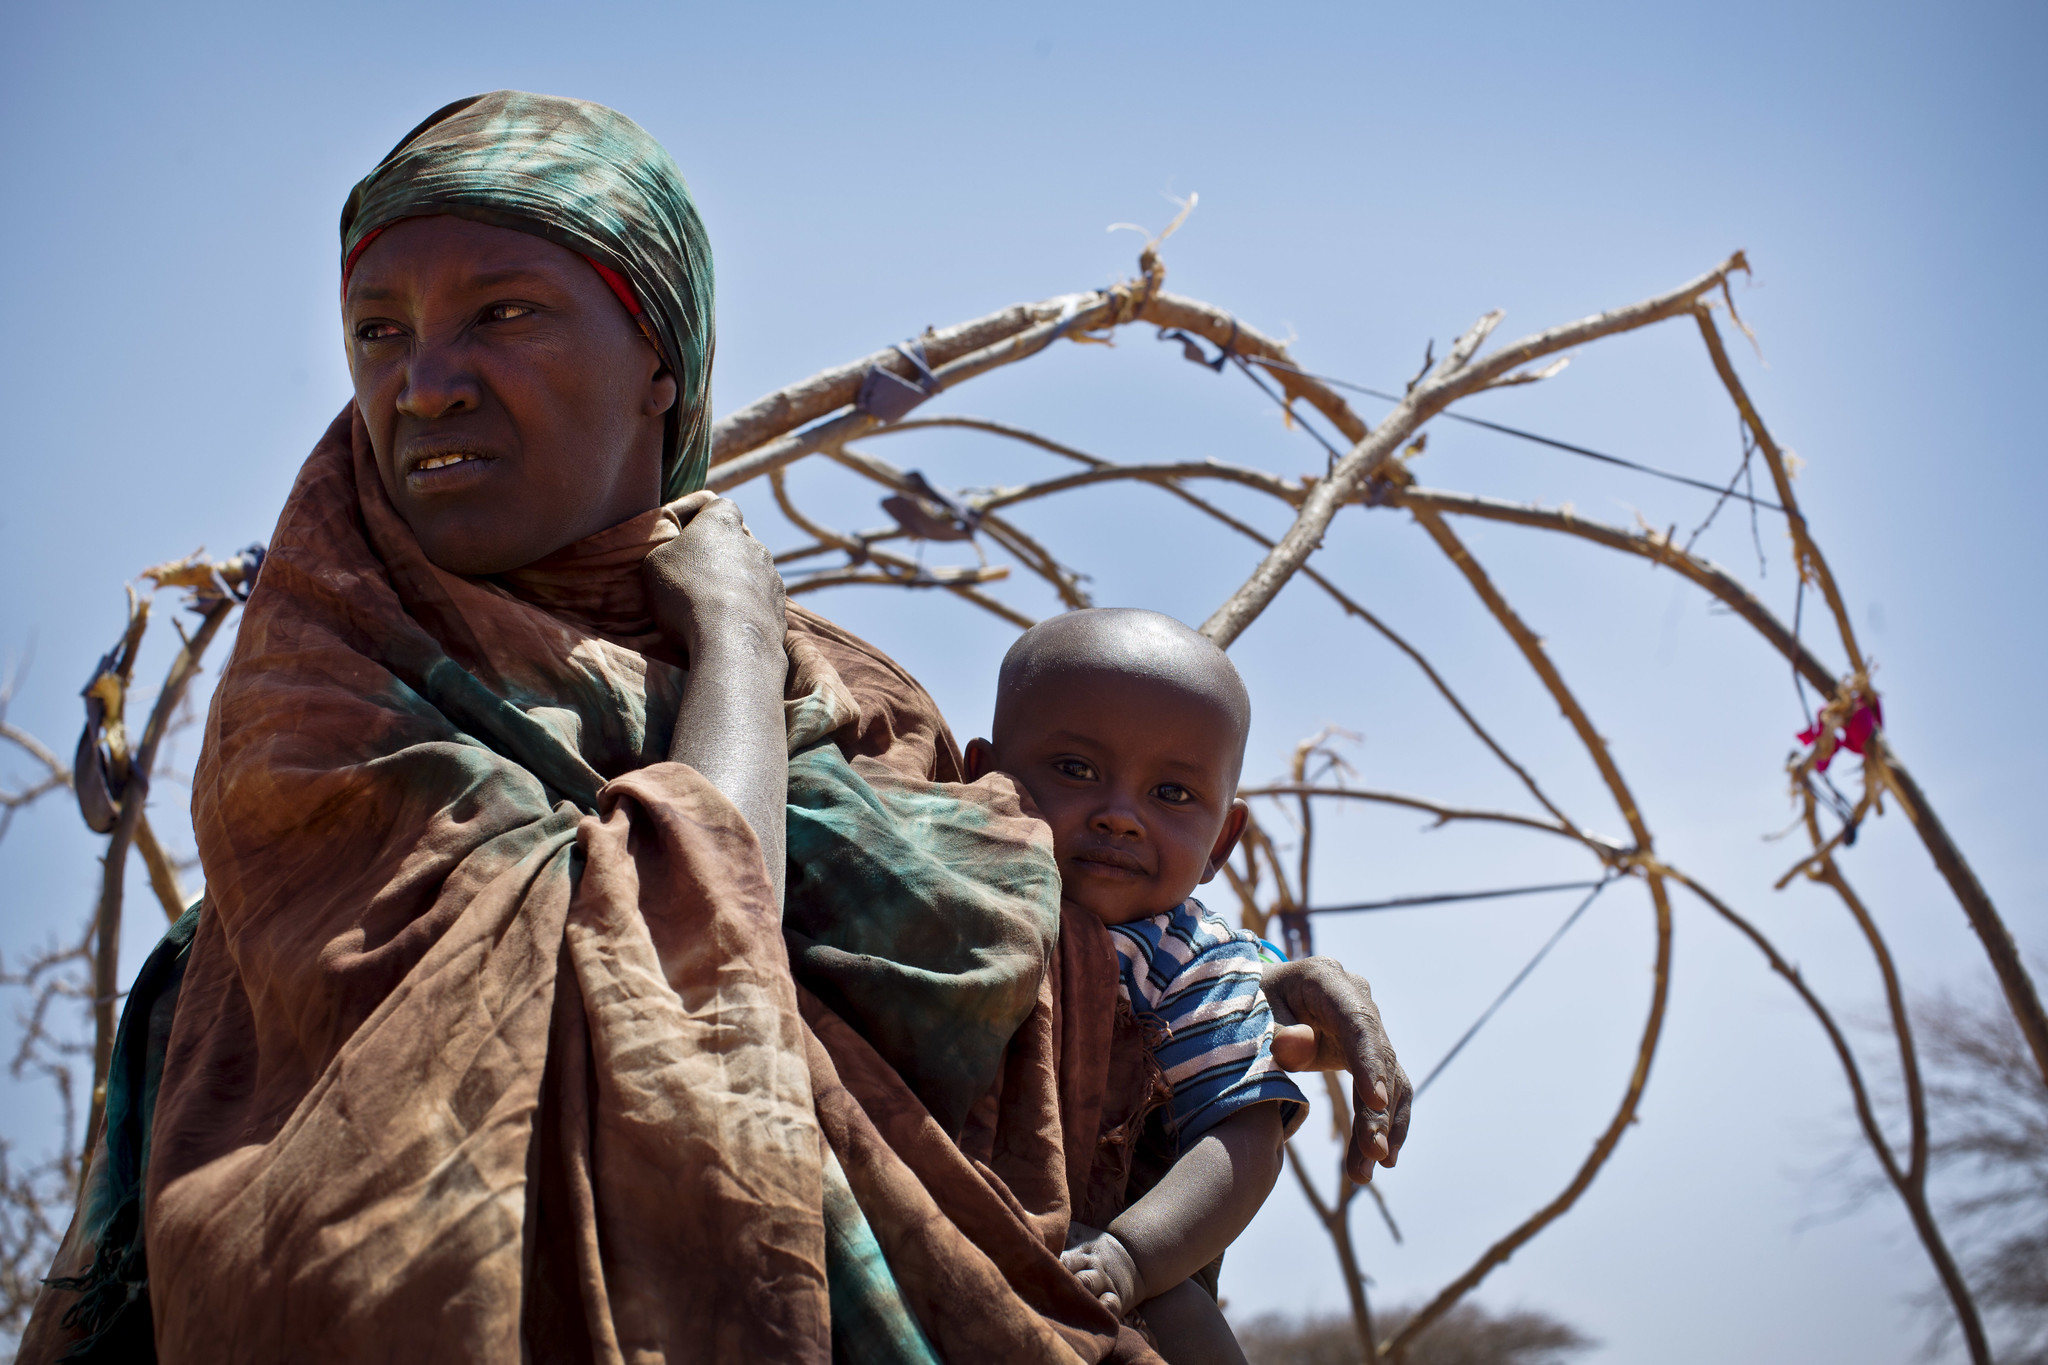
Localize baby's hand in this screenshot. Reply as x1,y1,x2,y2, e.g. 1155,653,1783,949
1060,1223,1144,1318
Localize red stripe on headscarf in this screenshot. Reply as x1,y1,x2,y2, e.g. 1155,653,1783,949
340,224,661,362
581,257,645,319
341,225,390,293
583,256,663,356
342,223,645,327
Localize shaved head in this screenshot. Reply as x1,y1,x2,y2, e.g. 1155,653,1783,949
995,608,1251,785
971,608,1255,923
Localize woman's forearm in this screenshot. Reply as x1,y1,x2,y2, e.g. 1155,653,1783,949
667,623,787,903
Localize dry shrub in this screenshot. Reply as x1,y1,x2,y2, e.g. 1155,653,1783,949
1237,1302,1593,1365
1913,988,2048,1363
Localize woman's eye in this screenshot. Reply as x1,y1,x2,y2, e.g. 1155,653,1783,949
1154,784,1194,805
1053,759,1096,781
486,303,535,322
356,321,403,341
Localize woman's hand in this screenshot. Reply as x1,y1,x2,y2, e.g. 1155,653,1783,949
643,494,786,664
644,496,790,902
1262,957,1413,1184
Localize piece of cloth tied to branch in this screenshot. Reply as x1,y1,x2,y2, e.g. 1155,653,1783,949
1796,681,1884,774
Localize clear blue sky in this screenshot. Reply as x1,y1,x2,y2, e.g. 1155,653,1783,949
3,3,2042,1361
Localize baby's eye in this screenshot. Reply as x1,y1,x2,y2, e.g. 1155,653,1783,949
1053,758,1097,782
1153,783,1195,805
485,302,536,322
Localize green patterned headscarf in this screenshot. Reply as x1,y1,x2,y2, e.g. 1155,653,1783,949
340,91,716,500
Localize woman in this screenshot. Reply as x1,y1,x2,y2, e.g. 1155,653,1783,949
23,91,1409,1364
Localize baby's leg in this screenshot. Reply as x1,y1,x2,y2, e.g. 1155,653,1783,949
1142,1279,1249,1365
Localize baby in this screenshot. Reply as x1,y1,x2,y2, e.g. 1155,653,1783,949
964,608,1310,1364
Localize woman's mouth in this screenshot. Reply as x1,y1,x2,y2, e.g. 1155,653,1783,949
405,451,499,492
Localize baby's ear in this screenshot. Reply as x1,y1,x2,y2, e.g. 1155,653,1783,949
963,737,996,782
1201,798,1251,883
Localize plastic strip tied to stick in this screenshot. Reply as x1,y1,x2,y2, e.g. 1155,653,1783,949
856,340,943,423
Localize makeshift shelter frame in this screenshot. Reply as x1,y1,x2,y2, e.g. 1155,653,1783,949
5,232,2031,1362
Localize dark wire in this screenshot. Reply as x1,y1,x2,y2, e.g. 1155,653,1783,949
1412,876,1617,1099
1156,326,1347,469
1305,880,1607,916
1230,353,1346,468
1239,355,1787,513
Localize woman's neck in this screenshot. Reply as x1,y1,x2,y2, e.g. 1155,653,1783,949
492,503,680,660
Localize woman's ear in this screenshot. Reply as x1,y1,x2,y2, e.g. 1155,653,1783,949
645,365,678,417
963,737,996,783
1200,798,1251,884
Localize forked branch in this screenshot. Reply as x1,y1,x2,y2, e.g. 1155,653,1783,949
1199,254,1750,647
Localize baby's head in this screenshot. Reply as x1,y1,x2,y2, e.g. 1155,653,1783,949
964,608,1251,926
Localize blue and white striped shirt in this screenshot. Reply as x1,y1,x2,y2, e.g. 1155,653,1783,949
1108,898,1309,1151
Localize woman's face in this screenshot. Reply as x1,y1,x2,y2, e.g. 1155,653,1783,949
344,215,677,575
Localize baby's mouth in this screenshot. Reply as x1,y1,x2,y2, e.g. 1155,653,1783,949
1071,847,1148,878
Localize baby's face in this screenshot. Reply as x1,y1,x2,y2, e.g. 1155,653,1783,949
972,669,1247,926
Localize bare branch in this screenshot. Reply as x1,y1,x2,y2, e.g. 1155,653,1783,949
1669,866,1992,1364
0,723,68,787
1388,474,2048,1090
82,588,238,1174
1873,747,2048,1088
883,418,1587,834
867,416,1113,468
1239,783,1605,850
1431,310,1505,381
1140,293,1374,444
769,468,1035,633
1200,253,1750,647
709,288,1150,490
708,408,880,494
972,460,1305,512
934,584,1036,631
1377,515,1676,1356
0,714,71,846
1691,306,1862,672
782,566,1010,594
1383,867,1670,1360
1480,356,1570,391
708,294,1096,462
1407,509,1653,848
133,816,190,923
1384,486,1838,694
1163,482,1582,832
819,445,1093,607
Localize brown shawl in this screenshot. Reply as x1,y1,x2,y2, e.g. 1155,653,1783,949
21,408,1166,1364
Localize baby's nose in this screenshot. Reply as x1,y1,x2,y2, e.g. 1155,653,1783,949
1091,806,1144,838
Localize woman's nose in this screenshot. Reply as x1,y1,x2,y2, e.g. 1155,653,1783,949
395,338,482,421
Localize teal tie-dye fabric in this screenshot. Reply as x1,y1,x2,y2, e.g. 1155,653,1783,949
786,742,1063,1138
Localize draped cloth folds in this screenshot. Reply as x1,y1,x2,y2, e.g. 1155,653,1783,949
19,407,1165,1364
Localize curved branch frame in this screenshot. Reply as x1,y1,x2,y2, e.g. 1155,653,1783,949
697,252,2017,1359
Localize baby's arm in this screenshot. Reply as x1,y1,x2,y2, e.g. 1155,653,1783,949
1061,1101,1285,1318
